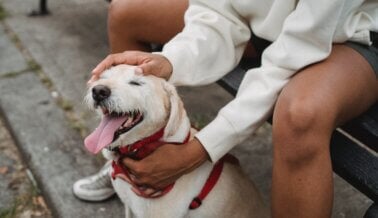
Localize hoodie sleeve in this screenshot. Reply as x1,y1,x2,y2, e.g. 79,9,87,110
159,0,251,86
162,0,349,162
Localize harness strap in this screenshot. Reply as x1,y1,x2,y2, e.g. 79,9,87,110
189,154,239,210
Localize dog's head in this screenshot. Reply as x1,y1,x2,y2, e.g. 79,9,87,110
84,64,190,154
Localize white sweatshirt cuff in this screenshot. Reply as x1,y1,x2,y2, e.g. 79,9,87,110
195,114,240,162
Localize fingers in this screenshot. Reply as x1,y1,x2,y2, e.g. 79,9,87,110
91,55,115,76
131,186,163,198
91,54,125,77
122,158,146,185
138,55,173,80
135,186,162,197
116,173,162,197
120,143,189,192
134,67,143,75
89,51,172,84
122,157,164,188
87,75,99,85
93,51,150,73
115,174,132,184
89,51,147,83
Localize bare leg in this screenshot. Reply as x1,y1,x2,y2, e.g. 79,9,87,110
107,0,188,53
271,44,377,218
107,0,257,56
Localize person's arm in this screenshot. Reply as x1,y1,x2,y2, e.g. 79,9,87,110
162,0,349,162
91,1,251,84
158,0,251,86
91,0,359,193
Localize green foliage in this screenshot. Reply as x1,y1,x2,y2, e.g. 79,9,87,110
27,60,41,72
0,4,7,21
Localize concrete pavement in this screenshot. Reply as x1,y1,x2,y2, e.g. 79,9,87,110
0,0,372,217
0,113,51,217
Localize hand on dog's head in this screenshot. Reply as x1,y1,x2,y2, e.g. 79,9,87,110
84,64,190,155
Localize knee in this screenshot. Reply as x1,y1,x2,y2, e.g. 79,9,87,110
108,0,143,31
279,99,316,134
273,88,334,135
272,90,332,166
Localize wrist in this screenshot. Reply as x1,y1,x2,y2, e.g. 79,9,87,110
160,55,173,80
151,52,173,80
180,138,209,174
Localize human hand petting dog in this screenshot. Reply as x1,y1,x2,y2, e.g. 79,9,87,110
117,138,209,197
89,51,173,83
89,52,210,197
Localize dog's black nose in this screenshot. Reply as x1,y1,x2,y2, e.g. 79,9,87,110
92,85,111,102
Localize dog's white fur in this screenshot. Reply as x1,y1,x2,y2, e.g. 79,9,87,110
86,65,268,218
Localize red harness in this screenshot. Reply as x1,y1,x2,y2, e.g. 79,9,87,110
189,154,239,209
110,128,238,210
111,128,177,196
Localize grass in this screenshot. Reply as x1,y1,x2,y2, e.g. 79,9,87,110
56,97,73,111
0,184,44,218
27,60,41,72
0,70,29,79
68,116,87,137
0,8,88,139
0,205,17,218
0,61,42,79
0,4,7,21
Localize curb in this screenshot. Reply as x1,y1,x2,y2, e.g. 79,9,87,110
0,24,123,218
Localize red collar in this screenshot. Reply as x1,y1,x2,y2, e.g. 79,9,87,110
111,127,190,198
117,127,166,160
110,127,239,209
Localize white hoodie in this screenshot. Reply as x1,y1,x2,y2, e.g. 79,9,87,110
159,0,378,162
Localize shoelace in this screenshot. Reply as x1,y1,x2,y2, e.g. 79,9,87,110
82,164,112,190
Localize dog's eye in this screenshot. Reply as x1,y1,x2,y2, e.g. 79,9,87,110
129,81,142,86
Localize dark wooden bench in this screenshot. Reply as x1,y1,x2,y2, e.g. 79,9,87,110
218,57,378,217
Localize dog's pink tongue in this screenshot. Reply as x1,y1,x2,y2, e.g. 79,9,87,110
84,116,127,154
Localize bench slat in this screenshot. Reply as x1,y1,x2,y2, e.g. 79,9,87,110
331,130,378,202
364,203,378,218
342,104,378,152
217,58,260,96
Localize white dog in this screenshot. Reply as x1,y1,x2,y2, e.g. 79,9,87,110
84,65,268,218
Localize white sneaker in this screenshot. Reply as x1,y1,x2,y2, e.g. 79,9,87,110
73,161,115,201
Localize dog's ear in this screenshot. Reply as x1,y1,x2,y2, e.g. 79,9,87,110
161,81,191,143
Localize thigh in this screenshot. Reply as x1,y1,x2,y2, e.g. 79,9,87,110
109,0,188,44
277,44,377,128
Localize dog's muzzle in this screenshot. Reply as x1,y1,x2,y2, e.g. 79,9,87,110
92,85,111,103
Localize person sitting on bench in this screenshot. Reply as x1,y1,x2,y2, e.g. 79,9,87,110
74,0,378,217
